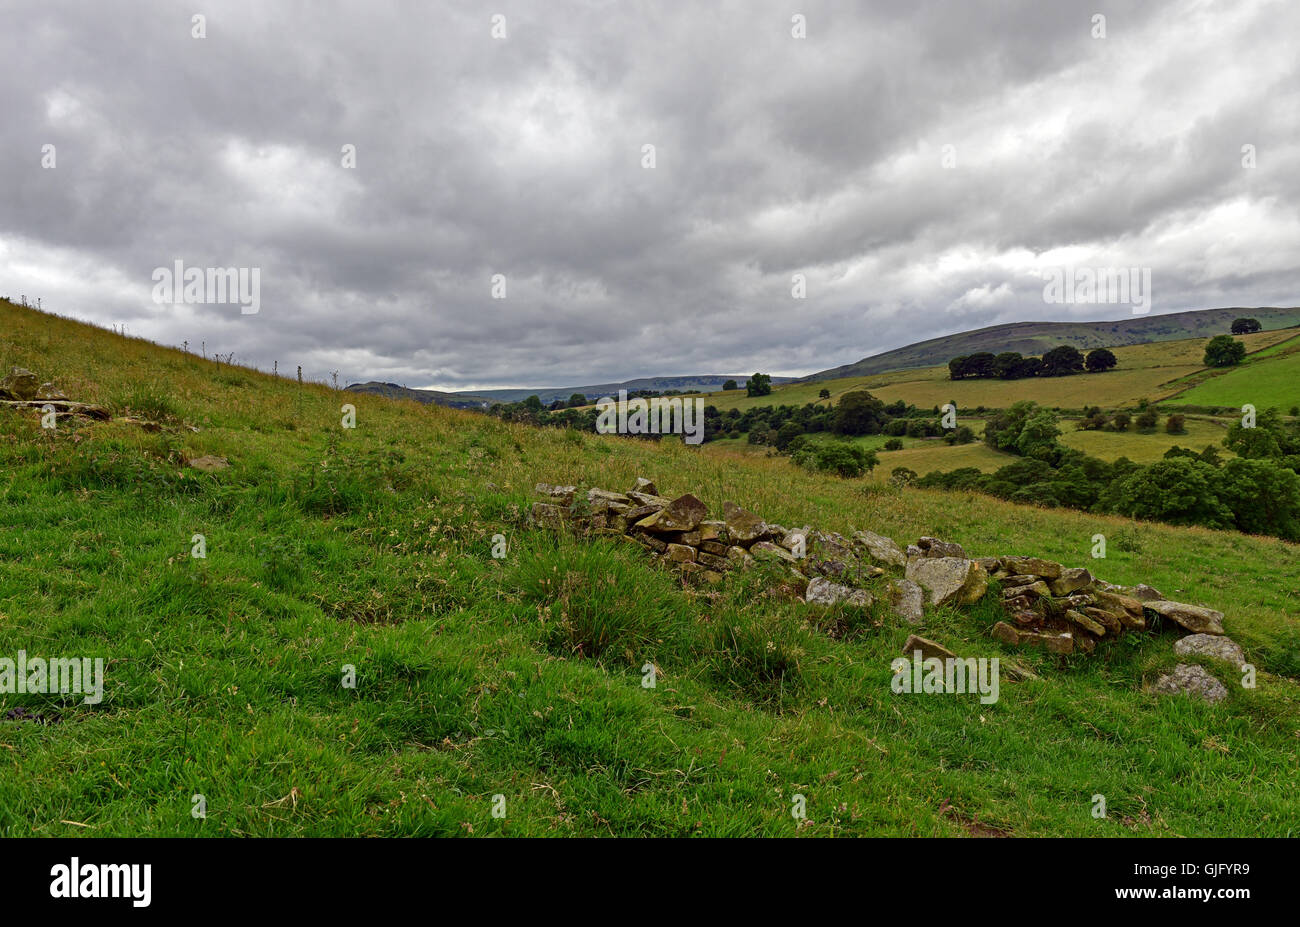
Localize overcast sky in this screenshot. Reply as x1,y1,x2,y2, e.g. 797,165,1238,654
3,0,1298,391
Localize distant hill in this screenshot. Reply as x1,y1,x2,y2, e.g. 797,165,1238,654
344,381,493,410
805,306,1300,381
452,375,797,405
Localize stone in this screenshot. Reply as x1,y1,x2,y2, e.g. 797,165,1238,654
917,537,967,559
699,540,729,557
697,551,730,571
36,382,68,401
975,557,1003,573
991,621,1020,645
534,483,576,505
636,493,708,533
1049,567,1094,596
887,579,925,625
1174,634,1245,667
1000,557,1063,579
530,501,564,527
634,534,668,553
587,488,631,506
1093,591,1146,631
622,504,661,522
804,576,872,608
1150,663,1228,704
722,501,768,544
627,491,672,508
1065,609,1106,637
1127,583,1164,602
905,557,989,607
1143,600,1225,636
630,477,658,496
1,367,39,400
664,543,697,563
751,541,798,564
187,455,230,473
1017,631,1074,654
1083,607,1123,635
901,634,956,662
853,530,906,568
1001,579,1050,599
698,521,726,542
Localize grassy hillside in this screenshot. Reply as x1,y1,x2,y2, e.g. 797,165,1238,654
808,306,1300,380
1165,338,1300,411
2,298,1298,837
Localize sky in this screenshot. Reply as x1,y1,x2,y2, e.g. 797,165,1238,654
2,0,1298,391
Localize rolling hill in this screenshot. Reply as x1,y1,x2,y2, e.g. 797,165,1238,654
807,306,1300,381
452,375,798,405
344,381,494,410
2,297,1298,838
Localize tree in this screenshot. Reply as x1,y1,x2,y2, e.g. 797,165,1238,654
964,352,997,379
1111,412,1131,431
522,395,544,412
798,443,878,478
1015,410,1062,460
948,356,970,380
774,421,804,451
1203,335,1246,368
1165,413,1186,435
832,390,887,436
1110,458,1233,529
1136,409,1158,432
1041,345,1085,377
993,352,1025,379
1231,317,1262,335
722,379,738,391
1085,348,1118,372
818,388,831,399
1216,458,1300,540
568,393,587,408
746,373,772,397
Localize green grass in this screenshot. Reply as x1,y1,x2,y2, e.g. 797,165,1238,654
1165,339,1300,411
2,298,1299,837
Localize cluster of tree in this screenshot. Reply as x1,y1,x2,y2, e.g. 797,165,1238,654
917,401,1300,540
1230,317,1262,334
1075,403,1187,434
948,345,1116,381
745,373,772,397
733,392,944,447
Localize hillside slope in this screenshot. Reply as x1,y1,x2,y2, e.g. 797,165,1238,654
809,306,1300,380
2,298,1297,838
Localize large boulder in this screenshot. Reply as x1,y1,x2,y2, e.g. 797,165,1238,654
722,501,769,544
905,557,989,607
1174,634,1245,667
1143,600,1226,636
853,530,905,568
804,577,872,608
1149,663,1228,704
1,367,39,400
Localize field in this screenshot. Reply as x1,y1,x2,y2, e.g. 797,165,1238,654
2,299,1299,837
1165,340,1300,411
697,329,1296,414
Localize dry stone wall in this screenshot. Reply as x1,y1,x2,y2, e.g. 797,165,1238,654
531,479,1250,703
